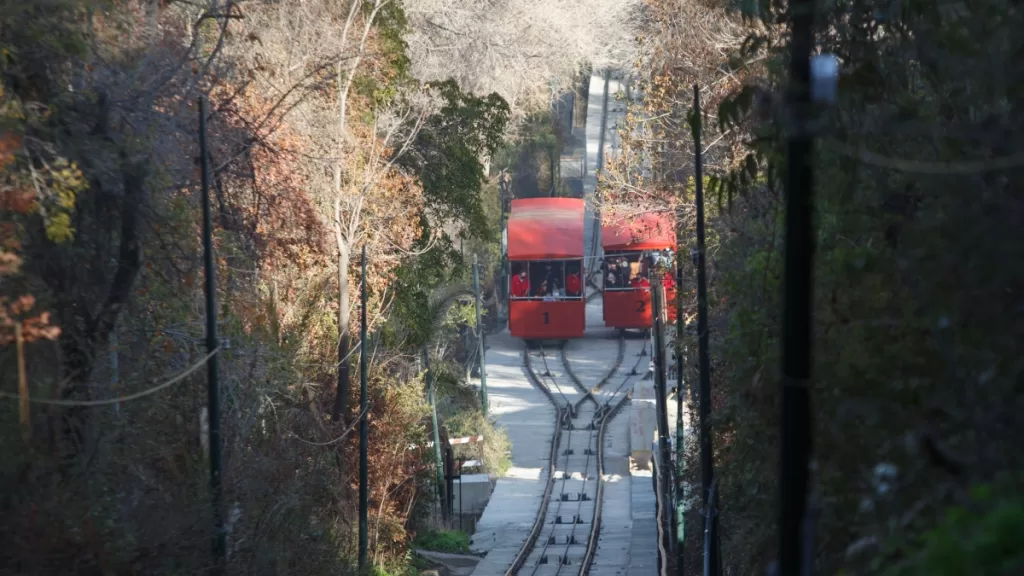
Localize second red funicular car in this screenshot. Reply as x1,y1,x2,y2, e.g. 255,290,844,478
600,211,678,331
507,198,586,344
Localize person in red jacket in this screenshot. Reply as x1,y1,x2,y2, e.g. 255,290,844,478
565,266,581,297
631,274,651,290
661,270,675,290
510,269,530,298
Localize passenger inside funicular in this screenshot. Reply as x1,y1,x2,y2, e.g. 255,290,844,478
631,273,651,289
536,262,563,297
604,250,677,291
510,264,530,298
603,252,642,290
565,262,582,297
508,260,584,300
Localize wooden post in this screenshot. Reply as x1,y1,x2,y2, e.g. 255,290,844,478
16,322,30,441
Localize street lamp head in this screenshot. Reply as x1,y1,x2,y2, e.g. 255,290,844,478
811,53,839,104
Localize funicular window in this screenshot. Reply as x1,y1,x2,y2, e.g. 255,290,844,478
563,260,584,298
602,249,677,292
604,250,680,290
646,247,676,275
532,261,561,298
508,260,584,300
603,251,646,290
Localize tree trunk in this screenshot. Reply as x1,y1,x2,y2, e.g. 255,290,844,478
59,337,95,462
333,232,351,423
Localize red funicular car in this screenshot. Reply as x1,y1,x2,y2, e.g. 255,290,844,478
600,211,678,331
507,198,586,344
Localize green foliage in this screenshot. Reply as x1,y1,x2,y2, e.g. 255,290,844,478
388,255,474,349
0,0,90,245
0,0,90,67
389,81,508,344
446,300,478,329
401,79,509,239
409,554,437,572
39,158,85,243
491,110,561,198
387,229,464,347
442,408,511,476
638,0,1024,574
373,1,411,82
882,486,1024,576
352,1,413,107
412,529,472,554
369,562,418,576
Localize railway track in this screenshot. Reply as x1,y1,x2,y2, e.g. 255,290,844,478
507,335,649,576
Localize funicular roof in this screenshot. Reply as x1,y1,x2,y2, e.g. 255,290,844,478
508,198,586,260
601,210,676,252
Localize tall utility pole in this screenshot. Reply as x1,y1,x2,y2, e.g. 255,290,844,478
424,347,447,517
675,163,687,576
780,0,815,573
675,267,686,576
473,254,489,416
691,84,719,576
198,97,225,570
498,171,511,326
358,245,369,573
651,284,673,523
675,341,685,575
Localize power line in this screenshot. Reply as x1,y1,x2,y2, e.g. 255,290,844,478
0,348,220,407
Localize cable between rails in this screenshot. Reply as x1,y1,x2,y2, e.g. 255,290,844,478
530,408,597,576
534,343,573,409
562,337,625,411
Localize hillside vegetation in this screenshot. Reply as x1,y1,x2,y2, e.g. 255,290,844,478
599,0,1024,574
0,1,640,574
3,0,1021,575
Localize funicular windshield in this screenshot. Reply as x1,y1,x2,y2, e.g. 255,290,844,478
509,259,585,300
603,248,676,290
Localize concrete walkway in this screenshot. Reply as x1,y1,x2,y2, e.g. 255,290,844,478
467,331,555,574
583,73,608,287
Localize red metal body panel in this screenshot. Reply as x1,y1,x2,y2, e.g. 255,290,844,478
666,288,678,323
603,289,653,329
508,198,586,260
601,212,677,252
510,299,586,339
603,287,678,329
601,211,677,330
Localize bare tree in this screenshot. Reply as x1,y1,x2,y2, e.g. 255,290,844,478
227,0,439,424
595,0,753,219
403,0,645,119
